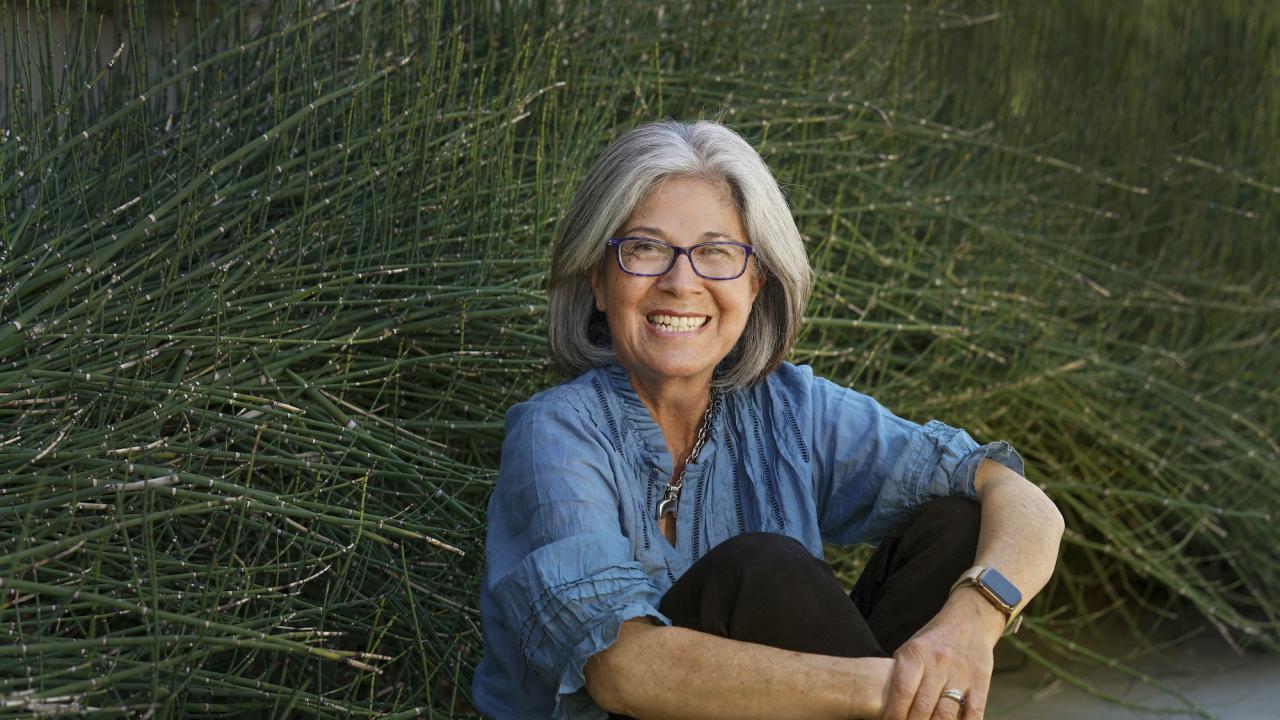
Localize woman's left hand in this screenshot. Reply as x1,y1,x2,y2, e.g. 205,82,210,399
880,588,1005,720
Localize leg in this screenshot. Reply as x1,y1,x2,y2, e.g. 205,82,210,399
659,532,886,658
849,496,983,654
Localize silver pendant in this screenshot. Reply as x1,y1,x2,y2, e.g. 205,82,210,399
656,486,680,520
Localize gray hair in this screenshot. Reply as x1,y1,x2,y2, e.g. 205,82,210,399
547,120,812,390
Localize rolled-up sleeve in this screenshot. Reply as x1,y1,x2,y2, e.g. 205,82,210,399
479,399,668,719
808,375,1024,546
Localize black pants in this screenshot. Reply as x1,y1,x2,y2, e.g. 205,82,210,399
609,497,981,718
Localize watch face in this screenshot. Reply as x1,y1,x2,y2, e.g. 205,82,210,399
978,568,1022,608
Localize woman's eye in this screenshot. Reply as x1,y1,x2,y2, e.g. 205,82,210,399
630,239,664,255
699,245,732,258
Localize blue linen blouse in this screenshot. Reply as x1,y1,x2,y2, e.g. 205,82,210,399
473,361,1023,719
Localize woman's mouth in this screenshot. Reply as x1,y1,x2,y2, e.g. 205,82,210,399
647,313,709,333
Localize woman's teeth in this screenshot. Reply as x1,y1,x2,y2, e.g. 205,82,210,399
648,314,708,332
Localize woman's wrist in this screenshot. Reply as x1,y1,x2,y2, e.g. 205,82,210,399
945,587,1008,646
845,656,893,719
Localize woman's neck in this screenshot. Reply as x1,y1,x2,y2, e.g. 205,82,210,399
625,368,713,462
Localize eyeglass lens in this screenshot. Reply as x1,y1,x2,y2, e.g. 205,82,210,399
617,238,748,279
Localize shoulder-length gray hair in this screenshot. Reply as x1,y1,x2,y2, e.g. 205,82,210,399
547,120,812,390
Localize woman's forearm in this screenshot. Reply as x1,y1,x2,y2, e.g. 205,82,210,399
968,458,1065,623
585,619,893,720
873,460,1064,720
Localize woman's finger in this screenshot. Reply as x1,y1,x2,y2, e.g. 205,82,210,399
905,664,947,720
955,646,992,720
962,671,991,720
932,685,966,720
882,646,924,720
893,638,951,720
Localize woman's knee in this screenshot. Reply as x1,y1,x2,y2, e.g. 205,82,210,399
675,532,881,656
698,532,815,579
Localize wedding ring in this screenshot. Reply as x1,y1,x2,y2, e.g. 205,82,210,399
940,688,967,706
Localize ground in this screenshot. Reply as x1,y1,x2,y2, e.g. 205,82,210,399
990,623,1279,719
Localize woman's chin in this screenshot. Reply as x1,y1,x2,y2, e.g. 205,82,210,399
622,354,719,387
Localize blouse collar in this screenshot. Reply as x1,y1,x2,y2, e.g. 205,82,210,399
602,361,724,465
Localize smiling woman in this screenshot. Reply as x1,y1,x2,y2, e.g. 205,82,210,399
473,121,1065,720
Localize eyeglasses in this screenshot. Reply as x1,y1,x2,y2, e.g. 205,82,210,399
608,236,755,280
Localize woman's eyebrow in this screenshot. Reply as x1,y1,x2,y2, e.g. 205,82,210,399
699,231,740,242
619,226,741,243
619,225,667,238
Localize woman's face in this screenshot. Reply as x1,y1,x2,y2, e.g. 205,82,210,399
589,176,765,394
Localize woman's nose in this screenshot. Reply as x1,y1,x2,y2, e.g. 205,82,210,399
656,250,702,292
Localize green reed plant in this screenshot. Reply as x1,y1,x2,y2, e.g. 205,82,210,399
1,1,1276,716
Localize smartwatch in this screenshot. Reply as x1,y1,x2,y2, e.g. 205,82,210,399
950,566,1024,635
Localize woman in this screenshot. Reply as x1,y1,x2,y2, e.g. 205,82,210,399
473,121,1064,720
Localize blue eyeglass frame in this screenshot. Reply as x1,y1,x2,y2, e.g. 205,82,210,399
607,236,755,280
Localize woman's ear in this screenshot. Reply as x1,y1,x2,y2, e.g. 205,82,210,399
588,269,606,312
749,262,767,299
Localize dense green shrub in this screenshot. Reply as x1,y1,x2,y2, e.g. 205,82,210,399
2,1,1275,716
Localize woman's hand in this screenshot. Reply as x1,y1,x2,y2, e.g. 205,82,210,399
881,588,1005,720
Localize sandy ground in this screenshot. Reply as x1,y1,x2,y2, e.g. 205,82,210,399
988,625,1280,719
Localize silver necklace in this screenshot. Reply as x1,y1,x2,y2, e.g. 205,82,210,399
656,391,720,522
